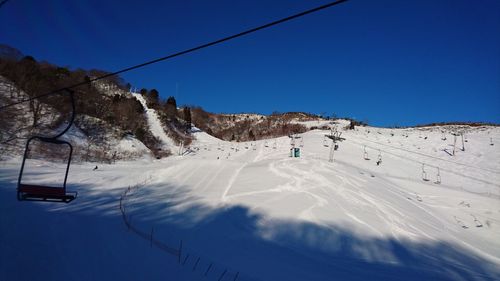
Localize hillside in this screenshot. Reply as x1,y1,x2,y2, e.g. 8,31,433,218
0,46,191,160
189,109,311,142
0,74,161,160
0,45,324,161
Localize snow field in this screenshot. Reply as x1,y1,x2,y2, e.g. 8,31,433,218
1,114,499,280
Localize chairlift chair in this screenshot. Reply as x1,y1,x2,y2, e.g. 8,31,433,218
416,194,422,202
422,171,429,182
454,216,468,229
376,150,382,165
471,215,483,228
434,167,441,184
421,164,429,182
363,146,370,160
17,89,77,203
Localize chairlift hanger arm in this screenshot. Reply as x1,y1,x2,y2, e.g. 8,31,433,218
17,88,77,203
53,89,75,139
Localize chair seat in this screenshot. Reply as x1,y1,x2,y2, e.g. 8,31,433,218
18,184,66,195
18,184,77,203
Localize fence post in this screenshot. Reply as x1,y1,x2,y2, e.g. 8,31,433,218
204,263,213,276
193,257,200,271
218,269,227,281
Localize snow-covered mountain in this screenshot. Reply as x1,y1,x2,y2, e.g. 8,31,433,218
1,119,499,280
0,75,166,161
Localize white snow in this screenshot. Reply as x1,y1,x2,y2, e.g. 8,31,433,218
291,118,351,129
132,92,178,149
1,123,500,281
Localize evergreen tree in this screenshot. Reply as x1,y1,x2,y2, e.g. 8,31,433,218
165,96,177,119
183,107,192,129
166,96,177,108
84,75,91,89
348,120,356,130
148,89,159,107
249,130,255,141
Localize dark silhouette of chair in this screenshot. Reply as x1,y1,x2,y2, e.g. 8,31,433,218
17,89,77,203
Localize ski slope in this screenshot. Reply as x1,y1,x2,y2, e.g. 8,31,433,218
132,92,178,150
1,122,500,281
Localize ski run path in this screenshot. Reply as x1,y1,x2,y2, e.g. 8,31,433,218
1,100,500,280
132,92,178,150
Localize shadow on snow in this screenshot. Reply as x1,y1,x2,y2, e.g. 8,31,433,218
0,169,498,281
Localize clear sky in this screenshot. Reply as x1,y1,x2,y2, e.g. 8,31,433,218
1,0,499,126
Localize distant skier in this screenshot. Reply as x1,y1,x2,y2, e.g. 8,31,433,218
93,165,98,171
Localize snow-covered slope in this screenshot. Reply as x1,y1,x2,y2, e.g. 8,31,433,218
0,76,155,161
132,92,178,150
1,123,499,281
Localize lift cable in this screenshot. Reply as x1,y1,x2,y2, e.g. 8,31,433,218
0,0,349,111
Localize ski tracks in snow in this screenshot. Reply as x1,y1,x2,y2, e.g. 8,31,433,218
266,159,329,221
220,162,247,202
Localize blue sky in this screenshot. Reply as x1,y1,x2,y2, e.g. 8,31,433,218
1,0,499,126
